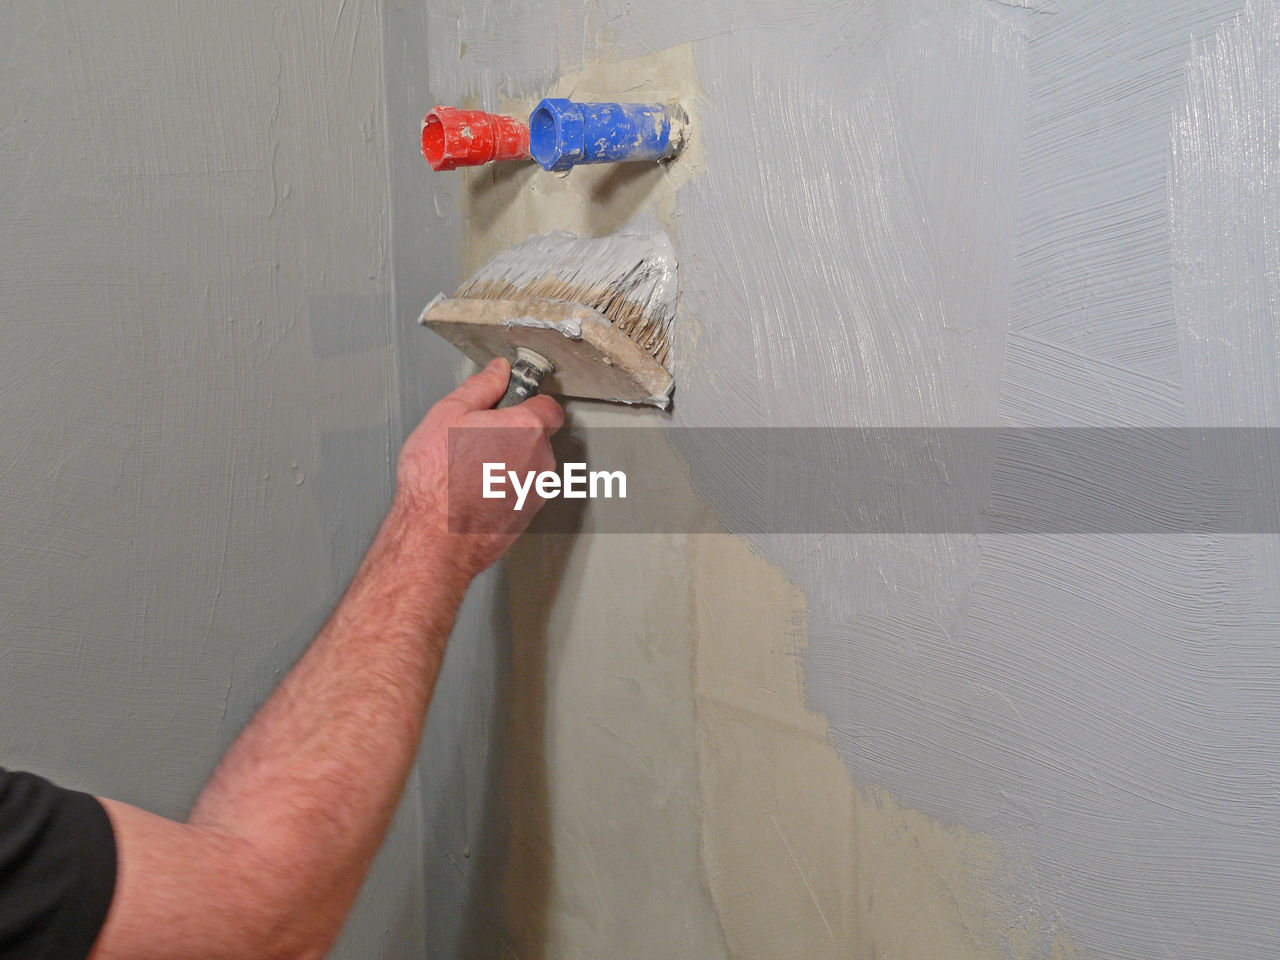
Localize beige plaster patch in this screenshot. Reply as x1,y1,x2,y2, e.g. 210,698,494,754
692,533,1089,960
496,416,729,959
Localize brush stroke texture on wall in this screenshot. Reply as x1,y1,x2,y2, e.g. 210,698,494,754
0,3,420,955
679,3,1280,958
400,0,1280,958
679,2,1280,957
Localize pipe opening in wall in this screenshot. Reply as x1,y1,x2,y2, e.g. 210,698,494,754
421,115,446,169
528,105,558,168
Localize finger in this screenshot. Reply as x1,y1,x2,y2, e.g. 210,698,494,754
438,358,511,414
519,394,565,434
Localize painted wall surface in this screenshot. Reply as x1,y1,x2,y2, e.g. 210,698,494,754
396,1,1280,958
5,0,1273,957
0,3,422,956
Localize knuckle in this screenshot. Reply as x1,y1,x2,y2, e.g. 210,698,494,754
529,397,563,426
510,407,542,430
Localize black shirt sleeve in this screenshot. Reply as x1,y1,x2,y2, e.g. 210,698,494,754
0,768,117,960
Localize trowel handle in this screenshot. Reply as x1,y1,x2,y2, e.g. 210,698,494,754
495,348,554,409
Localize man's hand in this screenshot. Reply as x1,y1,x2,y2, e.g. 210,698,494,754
395,357,564,583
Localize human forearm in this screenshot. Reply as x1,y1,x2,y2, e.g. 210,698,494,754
187,496,464,931
93,502,466,960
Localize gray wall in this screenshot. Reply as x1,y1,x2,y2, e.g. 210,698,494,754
0,3,422,956
6,1,1279,958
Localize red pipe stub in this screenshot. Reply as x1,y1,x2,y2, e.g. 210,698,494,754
421,107,530,171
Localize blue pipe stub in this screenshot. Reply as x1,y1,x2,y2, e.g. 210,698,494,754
529,98,685,171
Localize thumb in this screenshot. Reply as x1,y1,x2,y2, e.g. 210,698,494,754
441,357,511,413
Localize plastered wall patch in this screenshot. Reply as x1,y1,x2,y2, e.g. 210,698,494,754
692,533,1089,960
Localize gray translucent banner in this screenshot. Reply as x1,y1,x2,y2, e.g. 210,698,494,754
447,428,1280,534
